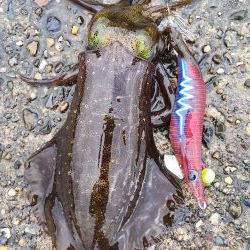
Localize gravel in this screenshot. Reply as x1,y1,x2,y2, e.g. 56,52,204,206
0,0,249,249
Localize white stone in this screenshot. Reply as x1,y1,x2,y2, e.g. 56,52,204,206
224,176,233,185
0,228,11,239
39,59,48,71
7,188,17,197
217,68,225,74
203,45,211,53
209,213,220,225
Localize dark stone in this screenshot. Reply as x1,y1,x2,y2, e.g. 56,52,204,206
21,8,28,15
56,87,66,102
14,160,22,170
228,201,242,219
45,92,56,109
23,108,39,131
230,10,248,20
0,143,4,161
205,76,218,90
0,77,4,91
47,16,61,32
36,120,52,135
77,16,84,25
198,53,210,67
202,120,215,149
33,58,40,68
212,54,222,64
243,198,250,207
4,113,12,120
244,79,250,88
215,121,226,140
55,62,64,73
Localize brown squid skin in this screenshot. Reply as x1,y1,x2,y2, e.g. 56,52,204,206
24,42,183,250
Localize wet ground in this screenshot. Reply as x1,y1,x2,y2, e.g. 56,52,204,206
0,0,249,249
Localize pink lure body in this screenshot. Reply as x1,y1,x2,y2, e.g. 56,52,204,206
170,56,206,209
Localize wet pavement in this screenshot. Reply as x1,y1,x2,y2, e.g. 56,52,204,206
0,0,249,249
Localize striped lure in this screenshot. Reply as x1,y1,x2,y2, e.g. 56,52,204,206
170,56,206,209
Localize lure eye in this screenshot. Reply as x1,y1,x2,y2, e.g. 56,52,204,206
188,170,198,182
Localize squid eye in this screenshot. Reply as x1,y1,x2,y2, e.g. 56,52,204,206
188,170,198,182
136,37,150,59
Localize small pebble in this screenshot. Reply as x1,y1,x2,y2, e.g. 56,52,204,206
0,228,11,239
202,120,214,149
34,72,42,80
4,152,12,160
29,92,37,100
45,64,53,73
71,25,79,35
58,35,64,42
212,151,220,159
228,201,242,218
26,41,39,56
9,57,18,66
216,29,223,39
77,16,84,25
216,88,223,94
18,238,26,246
7,188,17,197
35,7,43,16
243,198,250,207
16,41,23,47
12,217,20,225
224,166,237,174
0,236,8,245
14,160,22,169
244,79,250,88
212,54,222,64
217,68,225,74
25,224,40,235
39,59,48,71
230,10,248,20
60,102,69,113
224,30,238,47
47,16,61,32
209,0,218,8
46,37,55,47
209,213,220,225
224,176,233,185
214,236,224,246
195,219,204,228
55,43,63,52
203,45,211,53
55,62,64,73
23,108,39,130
